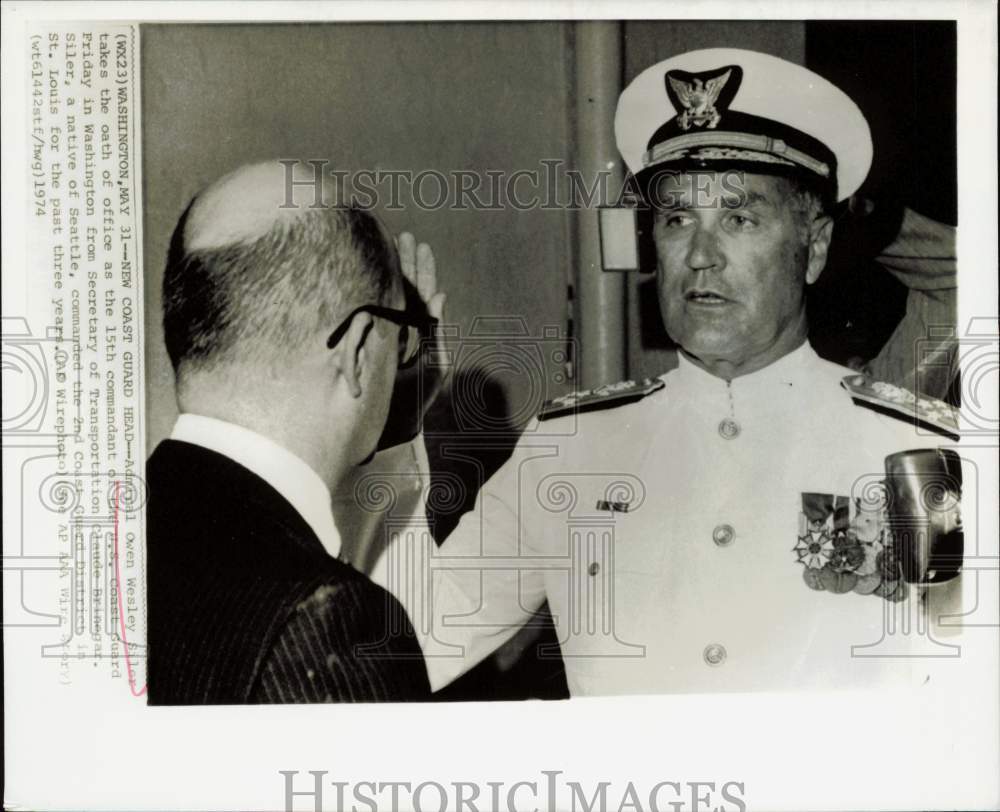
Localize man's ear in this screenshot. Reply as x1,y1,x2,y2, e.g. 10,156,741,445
336,312,376,399
805,215,835,285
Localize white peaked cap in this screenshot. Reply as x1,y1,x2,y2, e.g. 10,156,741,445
615,48,873,201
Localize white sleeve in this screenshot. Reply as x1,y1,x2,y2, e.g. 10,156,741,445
369,433,551,692
332,436,429,576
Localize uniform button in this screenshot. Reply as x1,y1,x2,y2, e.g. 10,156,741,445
588,562,600,576
703,643,727,666
712,524,735,547
718,418,741,439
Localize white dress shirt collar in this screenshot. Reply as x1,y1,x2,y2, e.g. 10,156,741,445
170,413,342,559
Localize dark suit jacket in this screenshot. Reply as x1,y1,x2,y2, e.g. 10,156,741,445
146,439,430,704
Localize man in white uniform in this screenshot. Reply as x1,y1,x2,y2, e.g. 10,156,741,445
372,49,965,696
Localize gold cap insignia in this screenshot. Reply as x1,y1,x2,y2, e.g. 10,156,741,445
665,66,739,131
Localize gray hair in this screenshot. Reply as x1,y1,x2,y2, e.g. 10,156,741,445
162,204,396,376
783,174,832,240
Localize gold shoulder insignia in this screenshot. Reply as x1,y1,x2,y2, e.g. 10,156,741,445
841,374,959,440
538,378,666,422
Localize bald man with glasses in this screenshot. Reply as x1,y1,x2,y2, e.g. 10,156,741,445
146,160,443,704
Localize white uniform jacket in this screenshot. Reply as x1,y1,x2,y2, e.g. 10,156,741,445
371,343,967,696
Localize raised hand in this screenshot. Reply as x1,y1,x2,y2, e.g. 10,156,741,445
375,232,449,450
397,231,446,323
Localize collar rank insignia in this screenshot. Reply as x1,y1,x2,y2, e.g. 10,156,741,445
665,65,740,131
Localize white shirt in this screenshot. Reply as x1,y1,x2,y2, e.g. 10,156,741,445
170,413,342,558
373,344,966,695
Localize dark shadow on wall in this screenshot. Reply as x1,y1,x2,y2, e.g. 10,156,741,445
422,371,518,539
806,20,957,227
421,369,570,701
805,20,956,370
808,199,910,368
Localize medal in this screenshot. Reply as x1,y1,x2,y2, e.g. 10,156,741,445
852,572,882,595
820,566,857,594
803,567,826,590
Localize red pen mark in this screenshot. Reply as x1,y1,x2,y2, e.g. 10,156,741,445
113,481,147,697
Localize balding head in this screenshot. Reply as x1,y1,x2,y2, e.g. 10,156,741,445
183,160,341,253
162,160,398,384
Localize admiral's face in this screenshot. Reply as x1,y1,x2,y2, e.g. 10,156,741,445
652,171,832,378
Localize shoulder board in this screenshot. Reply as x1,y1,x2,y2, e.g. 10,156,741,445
538,378,665,421
840,374,959,440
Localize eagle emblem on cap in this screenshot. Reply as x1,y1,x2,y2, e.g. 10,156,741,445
667,68,733,130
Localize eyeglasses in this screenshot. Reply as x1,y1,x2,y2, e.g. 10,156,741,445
325,304,438,368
